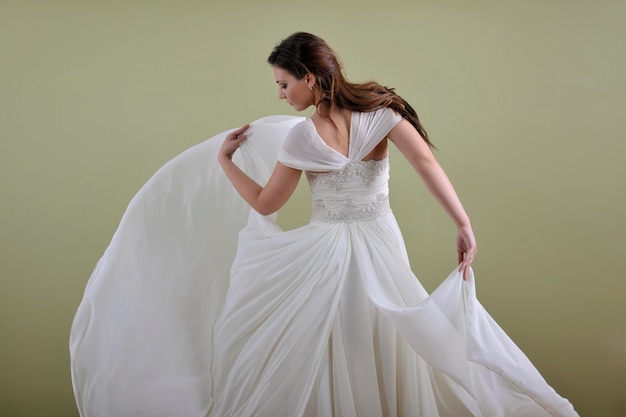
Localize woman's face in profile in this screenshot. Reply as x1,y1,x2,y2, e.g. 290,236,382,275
273,66,315,111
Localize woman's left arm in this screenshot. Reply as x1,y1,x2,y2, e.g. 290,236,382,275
388,119,477,279
218,124,302,216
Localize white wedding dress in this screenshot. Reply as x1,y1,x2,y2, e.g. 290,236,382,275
70,109,579,417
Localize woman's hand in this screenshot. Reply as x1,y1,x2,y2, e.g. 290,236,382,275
219,124,250,162
457,225,477,281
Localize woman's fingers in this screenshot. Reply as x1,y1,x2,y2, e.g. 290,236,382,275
230,124,251,139
458,245,477,280
457,247,476,281
456,226,477,281
219,124,252,160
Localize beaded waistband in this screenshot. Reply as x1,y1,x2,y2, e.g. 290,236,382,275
310,194,391,223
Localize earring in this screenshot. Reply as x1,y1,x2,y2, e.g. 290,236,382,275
308,85,312,90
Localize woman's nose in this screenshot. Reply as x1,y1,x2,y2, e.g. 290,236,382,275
278,89,285,99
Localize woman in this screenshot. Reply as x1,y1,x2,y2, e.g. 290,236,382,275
70,33,579,416
212,32,578,416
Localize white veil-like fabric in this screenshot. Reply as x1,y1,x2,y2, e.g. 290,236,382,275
70,116,304,417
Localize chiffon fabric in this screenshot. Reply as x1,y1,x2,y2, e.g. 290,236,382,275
70,109,579,417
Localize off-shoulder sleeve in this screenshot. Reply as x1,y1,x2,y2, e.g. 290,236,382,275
277,121,347,171
276,122,308,169
380,107,403,130
360,107,403,137
349,108,403,160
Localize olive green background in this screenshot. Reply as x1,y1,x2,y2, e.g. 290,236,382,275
1,1,624,416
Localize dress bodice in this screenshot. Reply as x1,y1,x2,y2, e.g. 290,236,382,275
276,108,403,223
307,158,391,223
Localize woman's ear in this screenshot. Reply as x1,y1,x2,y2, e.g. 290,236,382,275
305,73,316,89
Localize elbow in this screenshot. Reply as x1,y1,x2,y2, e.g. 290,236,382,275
255,207,276,216
252,189,290,216
415,153,438,167
412,154,440,175
254,201,278,216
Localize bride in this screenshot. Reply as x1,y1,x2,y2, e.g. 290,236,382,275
70,32,579,417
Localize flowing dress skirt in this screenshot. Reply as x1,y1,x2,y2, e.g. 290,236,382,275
70,116,578,417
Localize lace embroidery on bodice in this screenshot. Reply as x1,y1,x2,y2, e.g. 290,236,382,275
306,158,387,192
307,159,392,223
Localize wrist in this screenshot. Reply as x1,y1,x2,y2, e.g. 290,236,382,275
218,153,232,165
456,221,472,230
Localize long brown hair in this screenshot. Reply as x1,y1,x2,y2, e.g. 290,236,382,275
267,32,433,148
